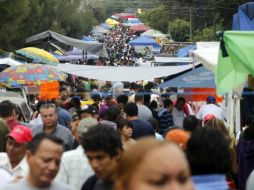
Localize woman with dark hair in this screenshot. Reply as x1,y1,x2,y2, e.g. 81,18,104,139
116,119,135,150
186,127,231,190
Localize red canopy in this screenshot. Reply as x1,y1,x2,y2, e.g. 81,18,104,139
130,24,150,32
122,15,136,19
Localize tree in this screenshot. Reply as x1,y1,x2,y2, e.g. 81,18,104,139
139,6,169,33
168,19,190,42
0,0,31,50
193,21,223,41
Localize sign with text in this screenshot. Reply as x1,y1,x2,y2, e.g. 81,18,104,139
39,81,59,100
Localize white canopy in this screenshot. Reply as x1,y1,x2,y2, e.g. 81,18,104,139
57,64,194,82
0,58,23,66
192,42,219,72
154,57,193,64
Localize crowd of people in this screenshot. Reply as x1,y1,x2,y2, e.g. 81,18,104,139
87,23,154,66
1,83,254,190
1,13,254,190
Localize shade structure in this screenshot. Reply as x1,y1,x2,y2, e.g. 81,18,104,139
81,36,98,42
128,36,161,48
130,24,150,32
0,58,23,66
159,66,215,88
233,2,254,30
25,30,109,58
55,54,99,62
216,31,253,95
57,64,195,82
99,23,112,30
105,18,119,26
16,47,59,66
141,29,165,38
91,26,109,35
177,44,196,57
0,64,65,88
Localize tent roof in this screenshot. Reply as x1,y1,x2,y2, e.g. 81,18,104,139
158,66,215,88
128,36,160,47
0,58,23,66
141,29,164,37
91,26,109,34
25,30,108,58
233,2,254,30
154,57,193,64
130,24,149,32
57,64,194,82
192,42,219,72
177,44,196,57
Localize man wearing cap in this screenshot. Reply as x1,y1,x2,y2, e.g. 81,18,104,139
79,105,98,120
55,118,97,190
196,96,224,126
0,133,74,190
0,125,32,181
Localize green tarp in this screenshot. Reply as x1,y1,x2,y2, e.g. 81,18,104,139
216,31,253,95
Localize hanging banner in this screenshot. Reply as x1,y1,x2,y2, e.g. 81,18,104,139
39,81,59,100
191,88,223,102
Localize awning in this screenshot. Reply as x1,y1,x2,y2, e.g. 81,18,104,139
25,30,108,58
57,64,195,82
192,42,220,72
158,66,215,88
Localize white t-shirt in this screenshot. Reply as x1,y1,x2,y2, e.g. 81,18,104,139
196,104,224,121
172,107,185,127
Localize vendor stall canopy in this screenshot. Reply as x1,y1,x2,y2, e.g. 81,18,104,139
233,2,254,30
25,30,108,58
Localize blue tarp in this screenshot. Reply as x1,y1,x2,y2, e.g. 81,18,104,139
82,36,98,42
177,44,196,57
233,2,254,30
124,19,142,24
128,36,161,48
158,66,215,88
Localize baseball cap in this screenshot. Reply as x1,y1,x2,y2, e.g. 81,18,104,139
207,96,216,104
7,125,32,144
165,129,189,149
79,105,98,115
204,114,216,123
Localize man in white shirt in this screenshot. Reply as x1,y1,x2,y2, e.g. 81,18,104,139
172,97,186,128
55,118,97,190
0,133,74,190
196,96,224,126
0,125,32,179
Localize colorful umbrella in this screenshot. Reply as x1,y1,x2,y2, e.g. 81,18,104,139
0,64,65,88
15,47,59,66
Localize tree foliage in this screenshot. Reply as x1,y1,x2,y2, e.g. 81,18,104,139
168,19,190,42
0,0,113,51
139,6,169,33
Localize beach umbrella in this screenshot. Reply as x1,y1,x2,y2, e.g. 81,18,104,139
0,64,65,88
16,47,59,66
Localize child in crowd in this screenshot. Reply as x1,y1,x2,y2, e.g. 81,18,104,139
116,119,136,150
